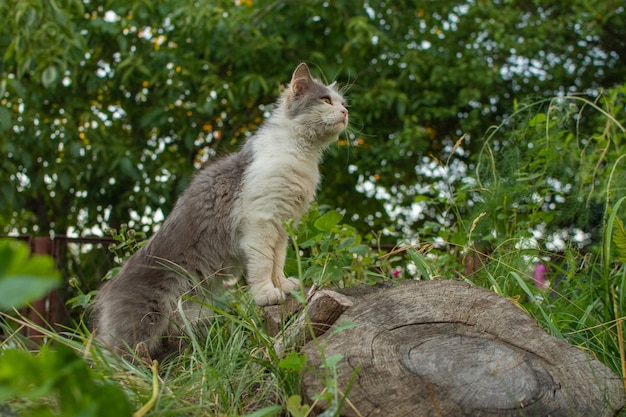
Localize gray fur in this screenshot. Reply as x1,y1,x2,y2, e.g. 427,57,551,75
92,63,348,359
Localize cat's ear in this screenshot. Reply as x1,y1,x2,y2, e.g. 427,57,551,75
290,63,314,94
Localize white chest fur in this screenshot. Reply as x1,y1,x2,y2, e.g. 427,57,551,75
239,126,322,224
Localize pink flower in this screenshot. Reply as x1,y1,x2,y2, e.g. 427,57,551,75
534,264,548,291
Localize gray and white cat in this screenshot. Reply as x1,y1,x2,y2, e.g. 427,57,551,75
93,63,348,358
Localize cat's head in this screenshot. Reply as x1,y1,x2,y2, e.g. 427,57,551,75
279,63,348,145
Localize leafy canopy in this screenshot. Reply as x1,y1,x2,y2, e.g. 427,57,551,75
1,0,624,239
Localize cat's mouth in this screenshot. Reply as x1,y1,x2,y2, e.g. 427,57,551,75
322,115,348,135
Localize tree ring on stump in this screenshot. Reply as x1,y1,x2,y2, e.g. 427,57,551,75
402,329,554,409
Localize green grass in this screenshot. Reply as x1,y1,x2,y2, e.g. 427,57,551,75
1,292,303,417
2,230,626,416
3,231,626,416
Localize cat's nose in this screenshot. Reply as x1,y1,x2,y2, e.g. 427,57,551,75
341,107,348,116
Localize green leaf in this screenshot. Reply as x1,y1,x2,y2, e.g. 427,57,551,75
612,215,626,263
0,345,132,416
3,40,16,62
120,156,140,181
324,260,346,282
349,244,371,255
605,198,626,270
407,249,435,280
299,237,320,249
314,210,343,232
278,352,307,372
329,320,358,337
303,265,323,281
396,96,406,119
139,108,163,128
241,405,282,417
322,353,344,369
58,171,71,190
528,112,546,127
0,240,60,310
337,236,356,250
65,291,96,310
285,395,310,417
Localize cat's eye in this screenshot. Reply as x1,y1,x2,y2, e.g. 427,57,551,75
320,96,332,105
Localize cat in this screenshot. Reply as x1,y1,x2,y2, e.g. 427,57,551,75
93,63,348,359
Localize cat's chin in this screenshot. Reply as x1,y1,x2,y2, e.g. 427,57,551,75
317,134,342,146
311,124,345,144
328,118,348,134
336,115,349,130
332,122,348,136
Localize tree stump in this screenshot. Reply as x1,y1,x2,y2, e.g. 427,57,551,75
264,289,354,356
301,280,626,416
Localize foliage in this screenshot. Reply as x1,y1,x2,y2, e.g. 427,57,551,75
0,239,132,417
613,210,626,263
102,224,148,279
469,85,626,253
0,345,133,417
0,239,60,310
1,0,625,238
65,225,146,310
285,204,391,290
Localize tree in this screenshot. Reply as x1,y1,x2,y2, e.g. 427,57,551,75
1,0,624,240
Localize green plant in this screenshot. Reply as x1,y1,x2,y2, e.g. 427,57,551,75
0,239,134,417
103,224,148,280
66,225,147,311
303,352,358,417
0,239,60,310
0,345,133,417
285,204,392,289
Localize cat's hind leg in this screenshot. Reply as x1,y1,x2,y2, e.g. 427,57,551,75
96,292,175,360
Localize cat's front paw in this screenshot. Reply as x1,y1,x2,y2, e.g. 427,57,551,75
253,286,287,306
280,276,300,293
251,278,300,306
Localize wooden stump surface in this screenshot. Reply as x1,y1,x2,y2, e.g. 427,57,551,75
264,289,353,356
301,280,626,417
